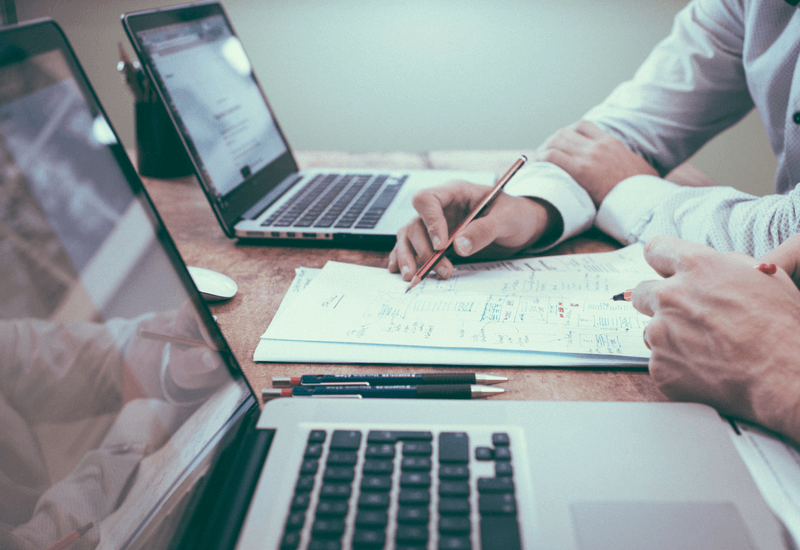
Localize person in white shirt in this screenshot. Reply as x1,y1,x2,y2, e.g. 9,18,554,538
389,0,800,280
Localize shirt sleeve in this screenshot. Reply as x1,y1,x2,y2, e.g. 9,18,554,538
502,161,596,252
597,175,800,257
583,0,752,176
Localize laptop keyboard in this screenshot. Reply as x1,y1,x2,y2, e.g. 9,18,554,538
279,429,522,550
261,173,408,230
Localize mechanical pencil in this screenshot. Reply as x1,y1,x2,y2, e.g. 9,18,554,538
262,384,504,400
272,373,508,387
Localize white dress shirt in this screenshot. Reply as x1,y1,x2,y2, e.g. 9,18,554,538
505,0,800,257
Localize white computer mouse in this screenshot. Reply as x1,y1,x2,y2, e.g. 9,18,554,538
187,266,238,302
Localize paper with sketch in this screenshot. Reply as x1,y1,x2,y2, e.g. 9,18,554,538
261,246,656,359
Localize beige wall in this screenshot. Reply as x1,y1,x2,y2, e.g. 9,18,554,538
17,0,777,196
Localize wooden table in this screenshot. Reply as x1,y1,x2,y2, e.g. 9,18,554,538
141,151,667,406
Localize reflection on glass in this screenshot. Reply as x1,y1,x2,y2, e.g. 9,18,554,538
0,45,249,550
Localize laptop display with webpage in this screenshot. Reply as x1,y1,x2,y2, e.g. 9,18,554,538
0,19,791,550
121,1,495,247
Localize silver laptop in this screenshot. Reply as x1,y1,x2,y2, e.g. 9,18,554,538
0,19,787,550
121,1,495,247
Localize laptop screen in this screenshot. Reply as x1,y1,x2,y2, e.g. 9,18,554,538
124,2,300,234
0,20,252,550
134,13,287,198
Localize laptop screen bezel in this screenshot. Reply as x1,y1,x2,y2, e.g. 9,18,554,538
121,0,300,237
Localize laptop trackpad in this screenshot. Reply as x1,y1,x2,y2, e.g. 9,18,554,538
571,501,756,550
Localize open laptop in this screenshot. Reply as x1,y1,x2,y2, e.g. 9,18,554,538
120,1,495,247
0,18,790,550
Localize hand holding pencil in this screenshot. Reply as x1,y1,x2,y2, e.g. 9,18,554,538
389,155,560,285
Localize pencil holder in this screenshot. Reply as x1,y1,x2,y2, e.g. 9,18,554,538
135,99,193,179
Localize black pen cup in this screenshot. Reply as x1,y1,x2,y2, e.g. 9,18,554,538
135,100,193,179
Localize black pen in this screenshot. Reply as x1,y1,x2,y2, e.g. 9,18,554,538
272,373,508,387
262,384,504,400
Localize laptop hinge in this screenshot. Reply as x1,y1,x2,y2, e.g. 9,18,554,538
174,404,274,550
240,173,303,221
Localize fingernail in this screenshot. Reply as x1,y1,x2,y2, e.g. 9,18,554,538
435,264,449,278
456,236,472,255
401,265,410,276
432,235,441,249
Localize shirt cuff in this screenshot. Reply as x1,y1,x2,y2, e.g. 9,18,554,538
503,161,596,252
596,175,680,244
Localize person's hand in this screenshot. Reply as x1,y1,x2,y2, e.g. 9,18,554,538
533,120,658,206
128,303,227,400
760,233,800,286
631,235,800,445
388,180,560,281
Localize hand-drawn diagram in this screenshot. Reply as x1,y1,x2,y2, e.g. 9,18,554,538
265,254,656,358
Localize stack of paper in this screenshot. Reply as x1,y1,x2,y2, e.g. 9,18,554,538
255,244,659,367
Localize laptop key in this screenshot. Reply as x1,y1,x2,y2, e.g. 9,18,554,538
438,535,472,549
285,511,306,531
316,500,349,517
439,481,470,497
395,524,429,544
398,488,430,505
308,540,341,550
330,430,362,450
439,516,471,534
326,450,358,465
359,492,390,509
319,483,352,500
356,509,389,527
363,459,394,475
295,475,315,493
368,430,433,443
400,471,431,488
492,432,510,446
361,475,392,492
439,433,469,463
397,506,429,524
324,466,355,482
403,441,433,456
280,530,301,550
365,443,395,459
439,497,470,516
401,456,432,471
439,464,469,480
479,515,522,550
312,518,346,538
478,477,514,493
353,529,386,548
478,493,516,515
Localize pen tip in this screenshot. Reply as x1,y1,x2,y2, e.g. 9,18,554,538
611,292,625,301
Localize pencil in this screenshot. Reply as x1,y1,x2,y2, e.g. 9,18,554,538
45,522,93,550
611,290,633,302
137,329,218,350
406,155,528,292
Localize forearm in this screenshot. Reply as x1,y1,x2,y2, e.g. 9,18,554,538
584,0,751,175
598,176,800,257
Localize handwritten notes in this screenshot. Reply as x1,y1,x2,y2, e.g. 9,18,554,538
259,245,657,361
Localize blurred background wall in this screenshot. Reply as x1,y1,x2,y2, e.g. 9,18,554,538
16,0,778,196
